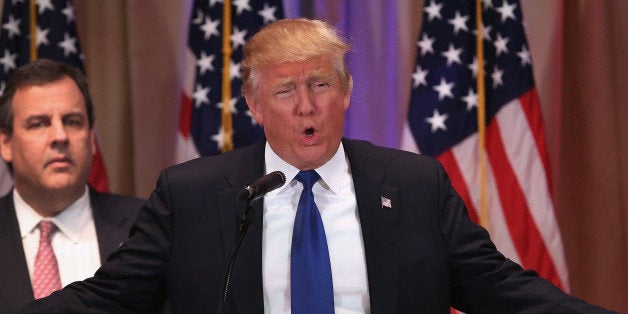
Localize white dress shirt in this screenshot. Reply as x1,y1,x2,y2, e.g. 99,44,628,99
14,186,101,288
262,142,371,313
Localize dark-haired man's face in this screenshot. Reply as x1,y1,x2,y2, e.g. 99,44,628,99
0,76,94,211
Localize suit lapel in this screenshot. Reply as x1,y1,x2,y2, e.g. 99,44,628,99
344,139,400,313
216,141,266,312
0,194,35,312
90,189,131,263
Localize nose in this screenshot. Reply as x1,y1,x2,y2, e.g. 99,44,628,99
50,120,69,147
296,90,316,116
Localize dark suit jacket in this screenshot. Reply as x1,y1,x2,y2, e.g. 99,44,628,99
0,187,143,313
19,139,614,313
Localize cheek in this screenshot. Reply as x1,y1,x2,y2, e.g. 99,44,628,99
70,132,94,153
264,104,293,124
325,97,348,119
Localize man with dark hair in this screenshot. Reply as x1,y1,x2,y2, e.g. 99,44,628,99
20,20,615,313
0,59,143,312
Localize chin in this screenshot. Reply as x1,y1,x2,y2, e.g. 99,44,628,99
295,153,328,170
45,178,80,190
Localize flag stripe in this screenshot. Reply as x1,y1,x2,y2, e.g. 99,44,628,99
450,132,522,264
175,90,200,163
518,89,554,196
175,37,200,164
179,92,193,138
88,141,109,193
496,98,568,288
486,112,563,289
437,150,479,223
497,100,556,248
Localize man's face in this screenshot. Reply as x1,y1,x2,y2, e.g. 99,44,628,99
246,58,350,170
0,76,94,199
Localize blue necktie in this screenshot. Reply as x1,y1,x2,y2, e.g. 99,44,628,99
291,170,334,313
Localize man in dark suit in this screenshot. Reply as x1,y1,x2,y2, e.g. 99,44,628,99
0,59,143,313
20,19,614,313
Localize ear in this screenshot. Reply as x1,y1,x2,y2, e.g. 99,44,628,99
245,94,264,125
343,76,353,110
343,92,351,111
0,131,13,163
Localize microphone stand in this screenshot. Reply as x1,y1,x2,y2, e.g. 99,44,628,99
217,196,259,314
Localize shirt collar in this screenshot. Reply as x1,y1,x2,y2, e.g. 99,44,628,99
14,186,92,243
264,141,349,195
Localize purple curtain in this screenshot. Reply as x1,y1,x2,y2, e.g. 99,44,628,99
282,0,419,149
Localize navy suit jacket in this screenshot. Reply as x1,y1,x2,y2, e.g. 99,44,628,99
19,139,614,313
0,187,143,313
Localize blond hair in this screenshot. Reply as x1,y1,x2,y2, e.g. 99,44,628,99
241,18,352,96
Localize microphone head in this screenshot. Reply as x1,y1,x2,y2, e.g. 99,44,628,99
274,171,287,187
238,171,286,200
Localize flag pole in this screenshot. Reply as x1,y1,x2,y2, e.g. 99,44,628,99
29,0,37,61
475,0,489,230
221,0,234,153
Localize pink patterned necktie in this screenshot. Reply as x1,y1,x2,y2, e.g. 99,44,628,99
32,221,62,299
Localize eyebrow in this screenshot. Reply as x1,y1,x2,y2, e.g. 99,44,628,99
23,112,86,123
308,68,332,79
271,79,295,89
61,112,86,120
313,68,344,85
272,70,334,86
24,114,50,124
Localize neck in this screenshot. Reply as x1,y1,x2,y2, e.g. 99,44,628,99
16,186,85,217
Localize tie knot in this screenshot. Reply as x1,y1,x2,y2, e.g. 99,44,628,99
295,170,320,190
38,221,57,240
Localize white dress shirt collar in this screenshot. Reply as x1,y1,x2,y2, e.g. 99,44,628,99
264,141,348,194
14,186,92,244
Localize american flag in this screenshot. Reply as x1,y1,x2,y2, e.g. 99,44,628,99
405,0,569,291
0,0,109,193
176,0,284,163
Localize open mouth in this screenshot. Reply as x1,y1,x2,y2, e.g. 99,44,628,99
302,127,318,144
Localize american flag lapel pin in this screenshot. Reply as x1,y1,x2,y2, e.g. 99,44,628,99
381,196,392,209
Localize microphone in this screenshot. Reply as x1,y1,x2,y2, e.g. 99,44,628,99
238,171,286,200
218,171,286,313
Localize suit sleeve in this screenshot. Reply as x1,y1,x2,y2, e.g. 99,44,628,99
18,171,175,314
435,162,615,313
